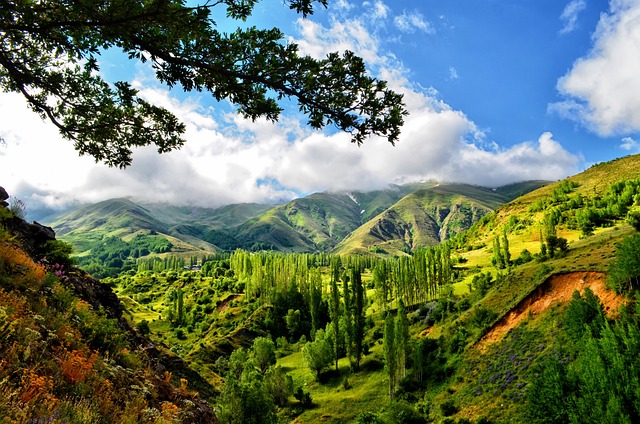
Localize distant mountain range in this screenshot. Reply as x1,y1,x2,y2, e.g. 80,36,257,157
42,181,549,258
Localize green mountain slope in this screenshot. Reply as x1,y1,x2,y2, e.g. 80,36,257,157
334,182,544,256
44,181,548,262
234,192,364,251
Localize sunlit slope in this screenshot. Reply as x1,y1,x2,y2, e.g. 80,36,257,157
235,192,364,251
334,182,546,256
455,154,640,269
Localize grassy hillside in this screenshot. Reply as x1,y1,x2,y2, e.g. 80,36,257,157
235,192,363,251
334,182,528,256
0,207,216,423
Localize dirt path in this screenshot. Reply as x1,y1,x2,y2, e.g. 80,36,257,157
477,271,626,352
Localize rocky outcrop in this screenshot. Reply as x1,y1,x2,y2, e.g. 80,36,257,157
0,186,8,208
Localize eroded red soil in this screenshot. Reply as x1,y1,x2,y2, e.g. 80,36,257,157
477,271,625,352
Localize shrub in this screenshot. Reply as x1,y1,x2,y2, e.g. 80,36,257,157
8,197,27,219
440,399,458,417
136,320,151,335
609,234,640,293
293,386,312,407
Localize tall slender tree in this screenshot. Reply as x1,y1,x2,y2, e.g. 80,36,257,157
352,267,365,370
329,258,341,371
395,300,410,380
384,312,397,399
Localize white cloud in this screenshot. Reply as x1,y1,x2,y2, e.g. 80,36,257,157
0,3,583,213
551,0,640,135
620,136,640,151
560,0,587,34
334,0,354,12
363,0,389,21
448,66,459,80
394,11,434,34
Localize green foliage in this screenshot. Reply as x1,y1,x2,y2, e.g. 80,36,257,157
526,291,640,424
357,411,383,424
379,401,426,424
526,356,570,424
384,311,397,399
293,386,313,407
8,197,27,219
626,210,640,231
439,399,458,417
471,306,498,330
470,272,494,301
1,0,405,167
252,336,276,374
264,365,293,406
136,319,151,335
302,329,333,380
41,239,76,268
608,234,640,293
563,288,605,343
217,346,283,424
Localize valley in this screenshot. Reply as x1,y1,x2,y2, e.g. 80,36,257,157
2,155,640,423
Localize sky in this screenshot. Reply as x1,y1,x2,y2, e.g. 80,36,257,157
2,0,640,217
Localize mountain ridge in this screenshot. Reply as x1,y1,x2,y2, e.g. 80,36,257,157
42,181,549,270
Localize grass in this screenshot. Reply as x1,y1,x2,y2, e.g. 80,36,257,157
278,344,389,423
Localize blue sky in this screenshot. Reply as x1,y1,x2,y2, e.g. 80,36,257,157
2,0,640,213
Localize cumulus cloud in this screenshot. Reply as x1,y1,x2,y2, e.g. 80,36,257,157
394,10,434,34
0,2,583,213
620,136,640,151
551,0,640,135
560,0,587,34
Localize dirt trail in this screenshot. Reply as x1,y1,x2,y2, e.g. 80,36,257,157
477,271,626,352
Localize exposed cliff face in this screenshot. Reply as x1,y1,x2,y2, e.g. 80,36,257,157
0,187,217,423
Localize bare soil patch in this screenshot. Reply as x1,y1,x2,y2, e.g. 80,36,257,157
477,271,625,352
217,294,242,313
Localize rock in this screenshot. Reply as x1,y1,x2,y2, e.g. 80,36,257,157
0,186,8,208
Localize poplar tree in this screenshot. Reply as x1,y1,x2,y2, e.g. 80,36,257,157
383,312,397,399
395,300,410,380
309,267,323,339
342,272,354,369
502,229,511,266
329,259,341,371
352,267,365,370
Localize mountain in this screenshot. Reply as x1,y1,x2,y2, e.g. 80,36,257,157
333,184,498,255
43,198,272,254
43,181,548,266
95,154,640,423
232,182,548,253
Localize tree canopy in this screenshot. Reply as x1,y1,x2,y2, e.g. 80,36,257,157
0,0,407,167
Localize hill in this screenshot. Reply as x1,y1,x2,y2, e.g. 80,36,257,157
0,194,217,423
333,183,521,256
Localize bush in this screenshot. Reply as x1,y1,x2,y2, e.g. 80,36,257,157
380,401,426,424
471,306,497,329
439,399,458,417
609,234,640,293
136,319,151,335
293,387,312,407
